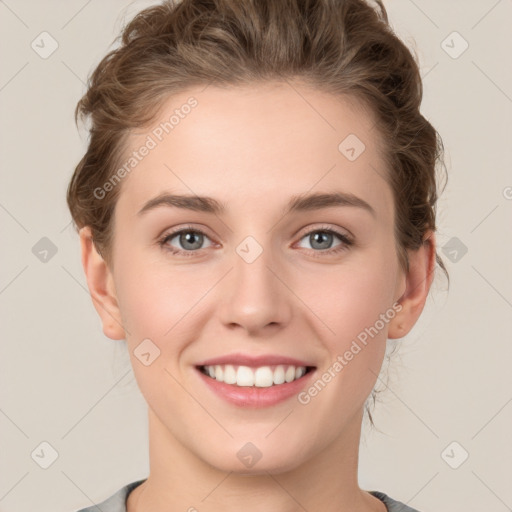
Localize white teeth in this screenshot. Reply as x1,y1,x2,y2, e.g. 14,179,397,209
273,365,285,385
254,366,274,387
223,364,237,384
285,366,296,383
236,366,254,386
295,367,305,379
201,364,310,387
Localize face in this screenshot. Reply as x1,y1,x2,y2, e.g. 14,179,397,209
88,81,416,474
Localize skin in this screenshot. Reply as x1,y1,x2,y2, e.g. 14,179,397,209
80,81,436,512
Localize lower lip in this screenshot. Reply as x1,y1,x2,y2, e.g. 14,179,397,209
196,368,316,408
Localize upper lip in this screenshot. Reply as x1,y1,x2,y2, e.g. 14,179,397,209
196,353,315,368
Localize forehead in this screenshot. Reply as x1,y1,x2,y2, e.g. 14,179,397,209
116,81,393,223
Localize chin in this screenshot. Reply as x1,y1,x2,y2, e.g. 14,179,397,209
198,441,308,475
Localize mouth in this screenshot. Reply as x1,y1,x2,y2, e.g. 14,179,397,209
197,364,316,388
194,353,317,407
195,355,316,409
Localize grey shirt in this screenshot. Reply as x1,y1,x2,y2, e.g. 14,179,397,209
75,479,422,512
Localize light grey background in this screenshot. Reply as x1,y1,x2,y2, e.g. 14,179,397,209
1,1,511,511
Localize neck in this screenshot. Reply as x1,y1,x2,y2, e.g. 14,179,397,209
128,407,384,512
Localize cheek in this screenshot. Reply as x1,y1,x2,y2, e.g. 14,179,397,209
298,265,394,420
113,249,207,345
112,256,205,406
308,254,398,347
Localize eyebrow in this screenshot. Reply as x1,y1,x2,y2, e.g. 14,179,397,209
137,191,376,218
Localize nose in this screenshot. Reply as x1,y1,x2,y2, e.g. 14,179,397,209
217,241,293,336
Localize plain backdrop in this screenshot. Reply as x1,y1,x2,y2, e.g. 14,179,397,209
0,1,511,511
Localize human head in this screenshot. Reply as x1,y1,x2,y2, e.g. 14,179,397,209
66,0,448,469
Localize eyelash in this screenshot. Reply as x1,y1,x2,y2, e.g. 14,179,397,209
158,224,354,258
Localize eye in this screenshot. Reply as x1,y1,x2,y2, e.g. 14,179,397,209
295,226,353,256
159,226,213,256
158,224,353,258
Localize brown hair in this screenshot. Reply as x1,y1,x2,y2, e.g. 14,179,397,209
67,0,449,425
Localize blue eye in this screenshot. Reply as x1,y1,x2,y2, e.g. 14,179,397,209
158,225,353,257
160,227,213,256
295,227,353,257
298,230,348,251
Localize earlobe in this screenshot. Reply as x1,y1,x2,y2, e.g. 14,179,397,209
79,227,126,340
388,231,436,340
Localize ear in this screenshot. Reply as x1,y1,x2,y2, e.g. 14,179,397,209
388,230,437,339
79,227,126,340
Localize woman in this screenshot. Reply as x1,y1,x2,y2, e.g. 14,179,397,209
68,0,448,510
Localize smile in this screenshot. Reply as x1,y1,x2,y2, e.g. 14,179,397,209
198,364,315,387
